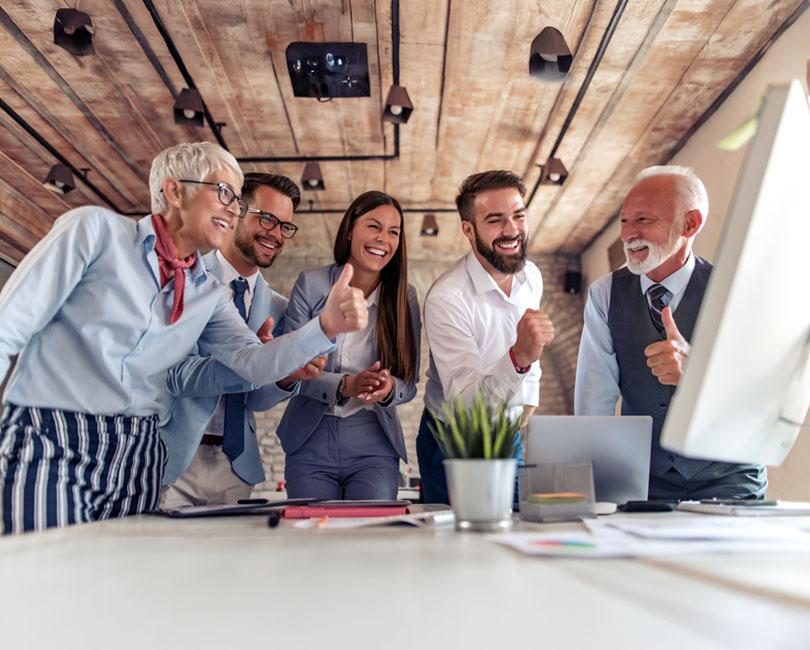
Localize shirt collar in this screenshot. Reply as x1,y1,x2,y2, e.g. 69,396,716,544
216,249,259,295
138,215,205,285
640,253,696,295
464,249,527,297
366,283,380,308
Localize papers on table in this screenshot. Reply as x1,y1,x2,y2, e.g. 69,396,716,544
490,515,810,558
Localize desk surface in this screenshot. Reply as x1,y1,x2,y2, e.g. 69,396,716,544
2,512,809,650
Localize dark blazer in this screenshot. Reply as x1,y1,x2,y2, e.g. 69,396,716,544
275,264,421,461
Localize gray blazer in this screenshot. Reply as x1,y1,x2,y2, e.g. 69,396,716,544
275,264,421,461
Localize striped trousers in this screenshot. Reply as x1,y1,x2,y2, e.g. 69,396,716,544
0,404,166,534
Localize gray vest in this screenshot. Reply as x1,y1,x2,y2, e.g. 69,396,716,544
608,257,759,482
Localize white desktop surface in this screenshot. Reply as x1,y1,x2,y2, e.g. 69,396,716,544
1,512,809,650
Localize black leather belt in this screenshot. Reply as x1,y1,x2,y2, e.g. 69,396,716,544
200,434,223,446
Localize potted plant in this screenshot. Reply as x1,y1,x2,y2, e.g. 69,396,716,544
430,392,520,531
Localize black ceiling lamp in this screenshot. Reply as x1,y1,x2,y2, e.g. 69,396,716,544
419,214,438,236
173,88,204,126
529,27,572,82
53,8,95,56
301,162,325,191
43,164,75,194
538,157,569,185
382,85,414,124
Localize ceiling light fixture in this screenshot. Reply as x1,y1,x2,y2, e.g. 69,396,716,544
43,163,75,194
173,88,204,126
53,8,95,56
301,162,325,191
538,157,569,185
420,214,438,236
529,27,572,82
382,85,414,124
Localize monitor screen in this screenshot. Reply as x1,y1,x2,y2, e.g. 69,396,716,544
660,79,810,466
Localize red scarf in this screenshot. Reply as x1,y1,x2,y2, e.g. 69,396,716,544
151,214,196,324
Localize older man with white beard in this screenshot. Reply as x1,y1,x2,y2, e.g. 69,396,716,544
574,165,766,501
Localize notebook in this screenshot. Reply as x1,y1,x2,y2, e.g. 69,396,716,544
525,415,653,505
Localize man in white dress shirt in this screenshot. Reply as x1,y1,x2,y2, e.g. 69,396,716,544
417,170,555,504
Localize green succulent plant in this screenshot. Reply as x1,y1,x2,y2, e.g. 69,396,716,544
429,392,520,459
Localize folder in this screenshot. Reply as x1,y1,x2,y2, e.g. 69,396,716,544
281,500,410,519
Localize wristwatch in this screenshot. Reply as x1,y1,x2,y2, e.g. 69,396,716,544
336,374,350,406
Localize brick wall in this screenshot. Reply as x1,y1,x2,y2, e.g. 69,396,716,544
254,249,584,490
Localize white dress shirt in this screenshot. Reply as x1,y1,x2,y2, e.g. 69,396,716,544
574,254,697,416
423,249,543,422
329,285,380,418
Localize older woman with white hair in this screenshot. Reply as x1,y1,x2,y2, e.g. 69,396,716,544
0,142,367,534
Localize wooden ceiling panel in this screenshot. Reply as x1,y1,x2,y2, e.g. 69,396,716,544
384,0,445,207
0,0,803,265
527,0,742,253
558,0,805,253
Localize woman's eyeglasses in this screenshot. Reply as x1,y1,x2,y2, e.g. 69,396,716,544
174,180,248,217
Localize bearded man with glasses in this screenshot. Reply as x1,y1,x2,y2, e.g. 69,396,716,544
160,172,328,508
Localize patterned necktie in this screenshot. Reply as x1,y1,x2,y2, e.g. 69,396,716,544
647,283,670,334
222,278,249,461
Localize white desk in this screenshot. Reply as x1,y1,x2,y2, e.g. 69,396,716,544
1,513,809,650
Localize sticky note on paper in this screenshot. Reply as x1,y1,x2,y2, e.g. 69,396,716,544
528,493,588,504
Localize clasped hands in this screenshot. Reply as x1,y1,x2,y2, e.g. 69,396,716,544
342,361,393,404
644,306,690,386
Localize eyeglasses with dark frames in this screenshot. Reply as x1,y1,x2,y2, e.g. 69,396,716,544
170,180,248,217
243,208,299,239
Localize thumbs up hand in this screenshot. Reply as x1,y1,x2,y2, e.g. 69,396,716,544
319,263,368,340
643,307,691,386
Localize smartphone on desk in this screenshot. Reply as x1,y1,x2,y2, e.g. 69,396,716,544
618,500,679,512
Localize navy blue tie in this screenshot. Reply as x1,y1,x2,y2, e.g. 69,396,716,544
647,283,670,334
222,279,249,461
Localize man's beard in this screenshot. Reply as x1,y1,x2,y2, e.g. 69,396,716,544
624,217,682,275
473,226,526,275
234,224,278,269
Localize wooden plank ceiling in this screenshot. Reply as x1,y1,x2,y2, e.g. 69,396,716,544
0,0,804,266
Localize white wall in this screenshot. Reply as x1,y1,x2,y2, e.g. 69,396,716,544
580,10,810,500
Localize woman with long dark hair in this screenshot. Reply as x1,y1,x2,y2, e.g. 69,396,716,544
276,191,420,499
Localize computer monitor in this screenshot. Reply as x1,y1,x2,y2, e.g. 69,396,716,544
660,79,810,466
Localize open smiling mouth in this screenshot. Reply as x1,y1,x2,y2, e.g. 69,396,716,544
366,246,387,259
212,217,229,231
626,244,648,254
494,238,522,252
257,238,277,252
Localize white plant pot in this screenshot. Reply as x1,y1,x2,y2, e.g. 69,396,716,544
443,458,517,532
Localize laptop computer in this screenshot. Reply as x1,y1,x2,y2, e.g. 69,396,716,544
525,416,653,505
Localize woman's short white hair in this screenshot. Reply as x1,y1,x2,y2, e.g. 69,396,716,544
149,142,243,214
634,165,709,231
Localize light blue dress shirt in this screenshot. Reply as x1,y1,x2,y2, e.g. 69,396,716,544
574,255,697,416
0,207,334,417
